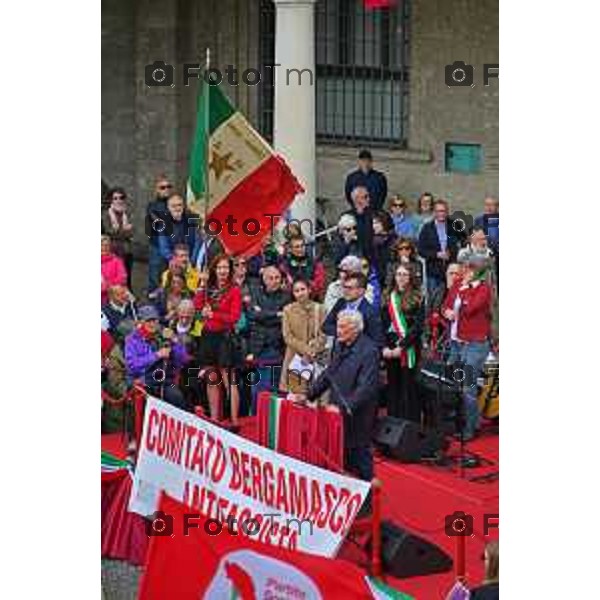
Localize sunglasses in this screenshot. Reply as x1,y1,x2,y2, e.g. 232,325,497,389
159,184,173,190
399,246,411,251
392,203,405,208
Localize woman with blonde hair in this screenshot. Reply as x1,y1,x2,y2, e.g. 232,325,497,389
471,540,499,599
388,195,417,239
413,192,434,236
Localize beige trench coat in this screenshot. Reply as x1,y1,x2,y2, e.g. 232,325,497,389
279,301,327,392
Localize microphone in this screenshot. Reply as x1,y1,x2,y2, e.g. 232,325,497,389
320,365,353,416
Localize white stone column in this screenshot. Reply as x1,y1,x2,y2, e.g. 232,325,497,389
273,0,317,233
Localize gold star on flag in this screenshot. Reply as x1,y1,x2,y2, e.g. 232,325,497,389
209,150,236,180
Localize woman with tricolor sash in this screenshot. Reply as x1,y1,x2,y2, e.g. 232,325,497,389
382,263,425,423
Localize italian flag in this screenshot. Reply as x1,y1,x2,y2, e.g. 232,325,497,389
267,391,283,451
187,83,303,257
365,576,414,599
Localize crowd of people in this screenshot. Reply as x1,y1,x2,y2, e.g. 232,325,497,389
101,149,499,488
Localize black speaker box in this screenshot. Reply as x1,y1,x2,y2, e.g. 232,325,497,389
417,363,463,434
370,520,453,578
373,417,446,462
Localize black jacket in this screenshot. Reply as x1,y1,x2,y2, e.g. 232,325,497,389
308,333,380,448
342,208,375,263
372,231,397,286
417,220,459,281
323,297,385,348
344,169,388,211
381,293,425,355
146,198,168,247
247,286,291,361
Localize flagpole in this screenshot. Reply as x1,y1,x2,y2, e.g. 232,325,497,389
203,47,211,229
198,47,211,274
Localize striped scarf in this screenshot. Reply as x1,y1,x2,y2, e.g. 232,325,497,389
388,290,417,369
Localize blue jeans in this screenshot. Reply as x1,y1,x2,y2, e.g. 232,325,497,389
447,339,490,437
147,245,165,292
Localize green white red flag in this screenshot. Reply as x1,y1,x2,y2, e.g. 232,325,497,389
187,83,303,257
139,493,406,600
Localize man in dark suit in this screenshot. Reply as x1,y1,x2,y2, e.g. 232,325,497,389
343,185,375,263
344,149,388,211
146,175,174,293
156,193,201,268
296,310,380,482
417,199,459,295
322,272,384,348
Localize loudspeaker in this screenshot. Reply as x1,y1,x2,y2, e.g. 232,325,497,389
377,520,453,578
373,416,446,462
417,362,463,434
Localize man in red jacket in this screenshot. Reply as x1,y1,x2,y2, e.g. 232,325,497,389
442,256,492,440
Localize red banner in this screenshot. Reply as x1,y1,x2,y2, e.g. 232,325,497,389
139,493,375,600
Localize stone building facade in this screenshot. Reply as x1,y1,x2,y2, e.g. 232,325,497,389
102,0,498,249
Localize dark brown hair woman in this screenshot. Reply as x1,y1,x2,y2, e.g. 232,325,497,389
193,254,242,430
382,263,424,422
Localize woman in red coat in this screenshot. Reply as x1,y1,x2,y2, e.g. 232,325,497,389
194,254,242,430
441,257,492,440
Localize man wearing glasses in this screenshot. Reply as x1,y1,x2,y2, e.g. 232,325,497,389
146,175,174,294
322,272,384,348
344,186,375,263
388,196,417,240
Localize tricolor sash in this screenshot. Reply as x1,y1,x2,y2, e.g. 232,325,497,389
389,291,417,369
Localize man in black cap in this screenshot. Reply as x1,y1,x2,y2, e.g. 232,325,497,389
344,149,388,211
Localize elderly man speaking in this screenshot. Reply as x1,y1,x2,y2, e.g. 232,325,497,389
292,309,380,485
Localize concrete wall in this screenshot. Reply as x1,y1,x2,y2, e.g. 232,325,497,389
102,0,260,251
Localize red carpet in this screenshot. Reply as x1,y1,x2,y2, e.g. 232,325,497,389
102,422,498,600
348,431,499,599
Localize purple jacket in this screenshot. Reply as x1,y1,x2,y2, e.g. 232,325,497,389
124,329,188,386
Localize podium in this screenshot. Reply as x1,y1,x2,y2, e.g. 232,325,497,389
256,391,344,473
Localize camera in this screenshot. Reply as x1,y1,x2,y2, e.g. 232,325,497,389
145,511,174,537
444,511,474,537
144,360,177,391
145,213,174,239
444,361,475,388
447,210,473,242
145,61,175,87
445,61,474,87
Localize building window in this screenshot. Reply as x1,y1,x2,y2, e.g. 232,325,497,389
258,0,410,147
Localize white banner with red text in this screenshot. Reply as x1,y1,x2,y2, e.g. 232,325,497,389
129,396,371,557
